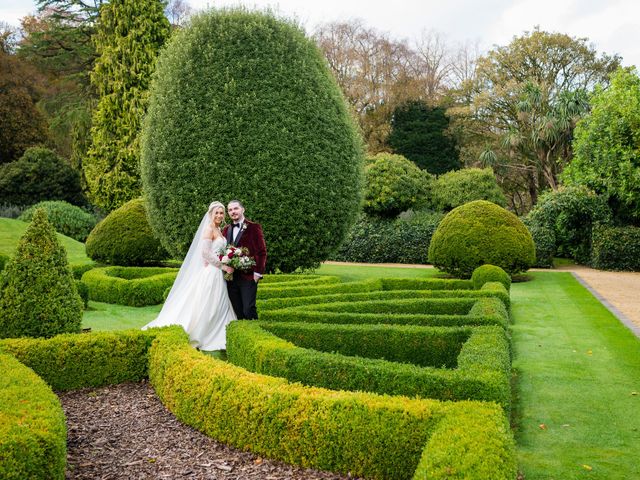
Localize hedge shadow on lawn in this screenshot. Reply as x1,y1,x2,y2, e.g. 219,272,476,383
0,328,517,480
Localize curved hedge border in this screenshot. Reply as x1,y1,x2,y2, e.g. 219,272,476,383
81,266,178,306
149,328,517,480
0,353,66,480
227,321,511,410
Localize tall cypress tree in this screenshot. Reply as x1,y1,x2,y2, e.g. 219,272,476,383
387,100,460,175
85,0,170,212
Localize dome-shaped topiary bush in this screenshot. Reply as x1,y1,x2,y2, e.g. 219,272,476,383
428,200,535,277
471,264,511,291
0,209,83,338
140,9,363,272
363,153,433,218
19,201,97,242
85,198,169,266
431,168,506,212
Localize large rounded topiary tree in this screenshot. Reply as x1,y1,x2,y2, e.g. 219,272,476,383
0,209,83,338
140,9,363,272
428,200,535,277
85,198,168,266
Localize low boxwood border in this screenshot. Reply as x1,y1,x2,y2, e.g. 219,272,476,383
0,353,66,480
257,278,383,299
81,266,178,306
226,321,511,410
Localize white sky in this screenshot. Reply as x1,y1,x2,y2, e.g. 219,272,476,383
1,0,638,67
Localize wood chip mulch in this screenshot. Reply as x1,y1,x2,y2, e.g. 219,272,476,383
58,381,358,480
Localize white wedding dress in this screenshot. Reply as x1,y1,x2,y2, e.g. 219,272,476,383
142,236,236,350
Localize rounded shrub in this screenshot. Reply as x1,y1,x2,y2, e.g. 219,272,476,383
431,168,506,212
523,218,556,268
471,265,511,291
0,209,83,338
140,9,363,272
85,198,169,266
19,201,97,242
525,186,612,264
0,147,86,206
428,200,535,277
0,252,9,271
363,153,433,218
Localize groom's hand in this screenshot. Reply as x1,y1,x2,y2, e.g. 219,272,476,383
253,272,262,283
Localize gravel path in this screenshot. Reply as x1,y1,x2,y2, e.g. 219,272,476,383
59,381,357,480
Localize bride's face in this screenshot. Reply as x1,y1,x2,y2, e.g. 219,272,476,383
211,207,225,226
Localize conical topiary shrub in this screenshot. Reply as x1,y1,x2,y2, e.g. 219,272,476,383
0,209,83,338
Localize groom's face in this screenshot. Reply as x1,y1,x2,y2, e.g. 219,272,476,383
228,202,244,222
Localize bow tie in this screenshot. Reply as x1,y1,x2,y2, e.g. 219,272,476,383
232,223,241,228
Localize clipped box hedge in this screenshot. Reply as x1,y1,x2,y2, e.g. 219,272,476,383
149,328,517,480
0,330,155,391
591,224,640,271
257,278,383,300
260,275,340,287
0,353,66,480
81,266,178,306
227,321,511,410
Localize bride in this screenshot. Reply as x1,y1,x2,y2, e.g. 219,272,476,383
142,201,237,350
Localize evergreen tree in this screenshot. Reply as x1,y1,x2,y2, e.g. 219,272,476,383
0,209,83,338
85,0,170,212
387,100,460,175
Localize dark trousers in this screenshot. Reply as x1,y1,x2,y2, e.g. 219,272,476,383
227,277,258,320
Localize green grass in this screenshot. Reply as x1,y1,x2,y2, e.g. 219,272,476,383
511,272,640,479
0,217,92,265
83,302,161,331
316,262,440,282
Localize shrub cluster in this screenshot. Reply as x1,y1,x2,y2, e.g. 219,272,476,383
227,321,511,410
471,264,511,291
525,186,612,264
0,252,8,271
86,198,169,266
0,353,66,480
0,330,155,391
431,168,507,212
141,9,363,272
19,201,97,242
81,266,178,307
0,209,83,339
331,211,443,264
429,200,535,277
363,153,433,217
149,328,517,480
591,224,640,271
0,147,86,207
523,218,556,268
257,278,382,300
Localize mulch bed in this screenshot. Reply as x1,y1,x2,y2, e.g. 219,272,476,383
58,381,357,479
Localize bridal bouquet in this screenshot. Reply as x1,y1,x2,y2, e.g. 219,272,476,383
217,245,256,281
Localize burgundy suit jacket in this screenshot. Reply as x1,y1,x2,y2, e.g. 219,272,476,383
222,219,267,281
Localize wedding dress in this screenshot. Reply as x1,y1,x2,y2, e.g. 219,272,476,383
143,232,236,351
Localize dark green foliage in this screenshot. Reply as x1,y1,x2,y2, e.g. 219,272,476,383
85,198,169,266
0,147,85,206
149,328,516,480
227,321,511,410
0,252,8,271
85,0,171,212
387,101,460,175
431,168,506,212
471,265,511,291
523,218,556,268
563,68,640,222
141,9,363,271
0,209,83,339
591,225,640,271
19,200,97,242
0,329,154,391
363,153,433,217
0,353,66,480
81,266,178,306
331,211,443,264
428,200,535,277
525,186,612,264
75,280,89,308
70,262,97,280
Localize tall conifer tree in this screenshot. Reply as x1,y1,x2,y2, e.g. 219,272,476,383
85,0,170,212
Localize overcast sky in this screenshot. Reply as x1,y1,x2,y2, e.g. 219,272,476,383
2,0,638,67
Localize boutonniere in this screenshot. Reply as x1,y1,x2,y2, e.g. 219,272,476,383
241,223,248,232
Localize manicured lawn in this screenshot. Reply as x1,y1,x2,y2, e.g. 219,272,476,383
83,302,160,331
0,217,92,265
317,262,440,281
511,272,640,479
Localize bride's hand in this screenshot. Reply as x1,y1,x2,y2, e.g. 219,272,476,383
222,265,234,274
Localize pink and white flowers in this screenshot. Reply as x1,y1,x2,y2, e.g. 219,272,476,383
218,245,256,280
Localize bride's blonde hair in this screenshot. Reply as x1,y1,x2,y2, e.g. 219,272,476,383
207,201,225,218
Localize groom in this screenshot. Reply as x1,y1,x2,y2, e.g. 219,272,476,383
222,200,267,320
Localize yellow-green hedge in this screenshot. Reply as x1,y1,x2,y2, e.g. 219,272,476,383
149,328,517,480
81,266,178,306
257,278,382,299
0,353,66,479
